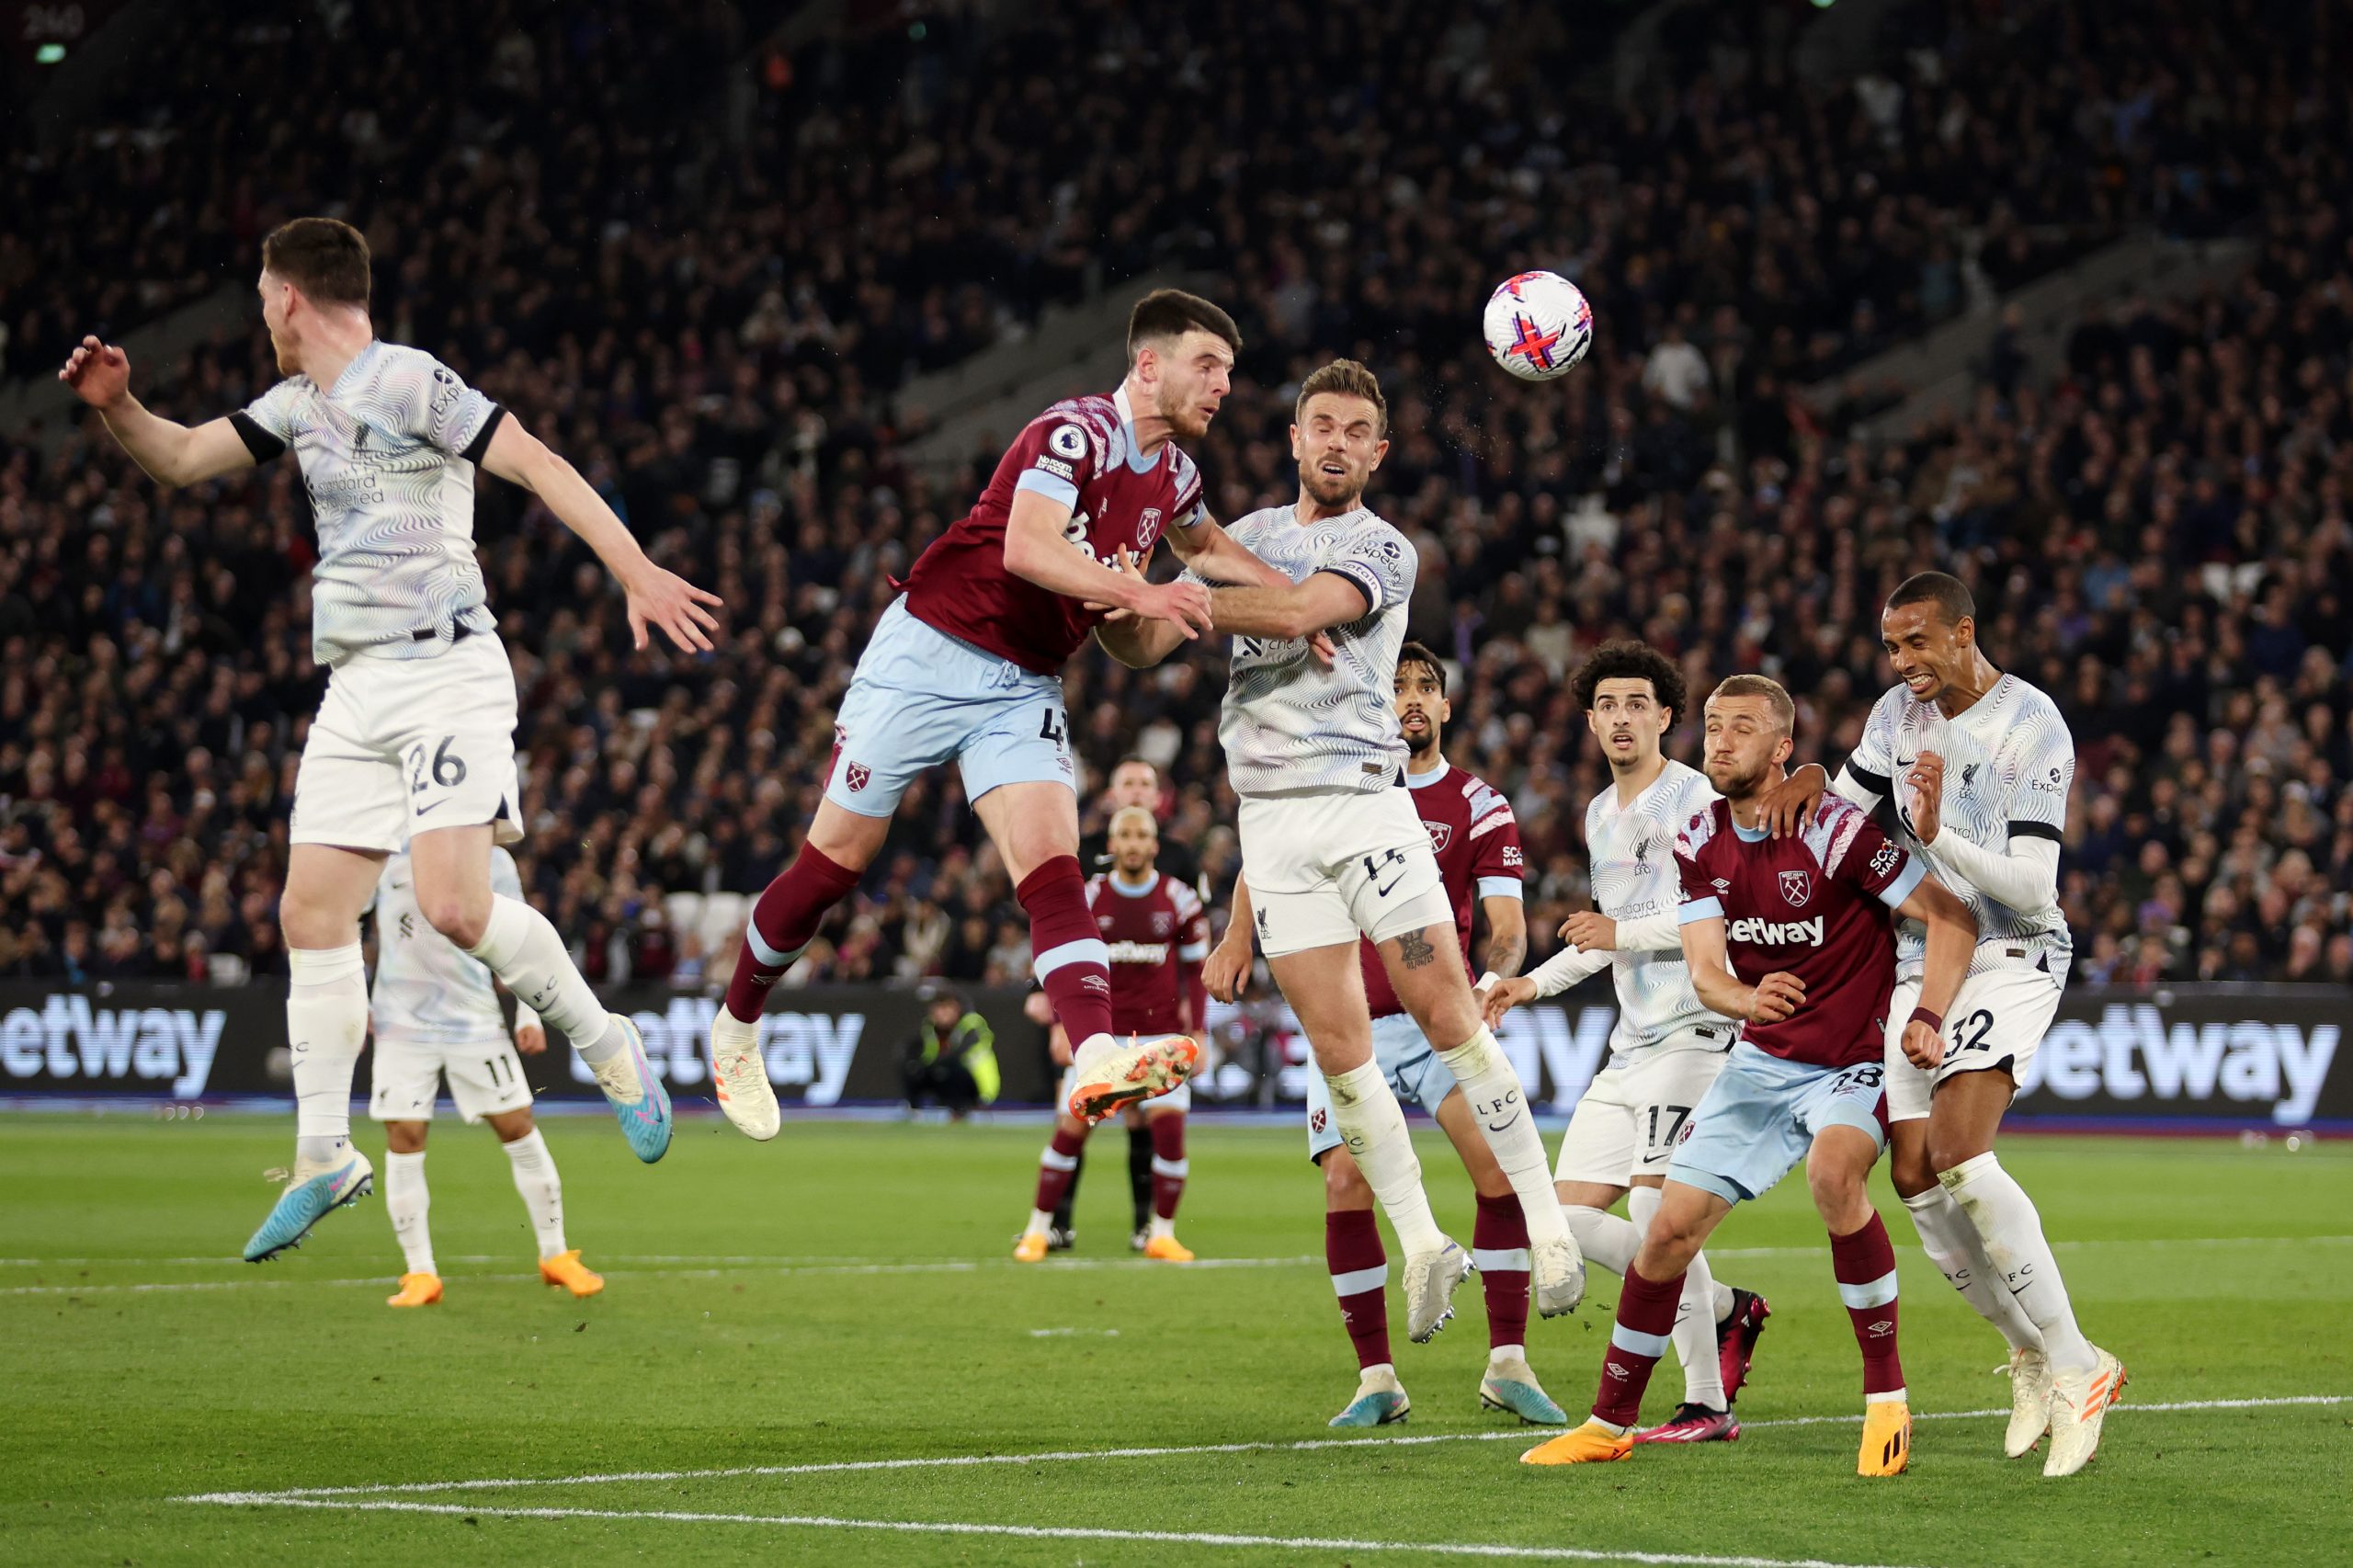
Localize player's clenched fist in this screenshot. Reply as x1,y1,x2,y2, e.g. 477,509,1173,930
1745,971,1805,1023
1898,1018,1944,1070
59,336,132,410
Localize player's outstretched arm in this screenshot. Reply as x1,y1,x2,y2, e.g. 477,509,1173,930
1090,549,1192,668
58,337,255,487
1004,489,1212,637
1477,893,1528,986
1164,513,1296,592
1208,573,1368,642
477,417,722,653
1891,872,1979,1068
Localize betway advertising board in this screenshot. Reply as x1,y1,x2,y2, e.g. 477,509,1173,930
0,982,2344,1128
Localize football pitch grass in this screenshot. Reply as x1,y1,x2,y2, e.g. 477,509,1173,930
3,1112,2347,1566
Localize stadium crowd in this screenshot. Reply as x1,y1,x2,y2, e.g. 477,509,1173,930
1,0,2347,993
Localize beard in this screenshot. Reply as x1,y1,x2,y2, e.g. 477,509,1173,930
1706,758,1770,800
1299,463,1361,508
1157,384,1211,441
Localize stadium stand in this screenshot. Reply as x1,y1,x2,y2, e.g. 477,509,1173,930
1,0,2347,993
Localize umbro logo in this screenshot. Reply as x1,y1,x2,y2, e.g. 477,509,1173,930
1711,879,1732,893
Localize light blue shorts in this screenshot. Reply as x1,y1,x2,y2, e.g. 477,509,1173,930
1665,1041,1888,1207
1303,1011,1461,1163
824,597,1074,817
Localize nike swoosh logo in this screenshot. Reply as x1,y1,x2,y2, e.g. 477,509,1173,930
415,801,445,816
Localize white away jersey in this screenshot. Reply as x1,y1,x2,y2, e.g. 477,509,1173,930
369,846,522,1043
233,340,506,666
1847,673,2075,979
1585,761,1726,1062
1202,504,1415,798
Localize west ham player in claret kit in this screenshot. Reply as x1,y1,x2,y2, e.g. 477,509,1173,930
709,290,1297,1140
1207,641,1565,1429
1102,359,1586,1349
1483,642,1770,1444
1523,676,1978,1477
1015,807,1208,1264
1761,572,2126,1476
1054,756,1213,1251
59,218,719,1261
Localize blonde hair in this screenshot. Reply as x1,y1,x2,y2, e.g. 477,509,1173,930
1295,358,1388,437
1108,805,1158,836
1710,674,1796,737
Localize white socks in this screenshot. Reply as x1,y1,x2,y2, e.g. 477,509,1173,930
1437,1028,1571,1248
1563,1204,1640,1274
289,943,368,1160
1627,1183,1727,1411
1323,1060,1444,1255
503,1129,568,1260
465,895,618,1062
1902,1181,2042,1353
1024,1209,1053,1238
386,1150,434,1275
1942,1153,2095,1375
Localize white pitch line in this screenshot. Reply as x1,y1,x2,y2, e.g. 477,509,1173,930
0,1254,1323,1298
178,1394,2348,1504
166,1494,1930,1568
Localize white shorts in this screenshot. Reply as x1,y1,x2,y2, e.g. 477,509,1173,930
1883,965,2063,1122
1237,787,1449,959
369,1033,533,1124
293,633,524,853
1553,1042,1730,1187
1059,1062,1190,1116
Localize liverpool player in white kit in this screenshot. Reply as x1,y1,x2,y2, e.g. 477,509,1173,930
1762,573,2124,1476
1101,360,1584,1346
1206,641,1564,1427
368,847,601,1306
60,219,716,1261
1483,642,1769,1443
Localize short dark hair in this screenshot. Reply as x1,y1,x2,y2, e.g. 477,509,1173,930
1111,756,1157,778
1127,289,1241,366
1886,570,1974,626
1394,640,1446,691
1710,674,1795,737
261,217,372,307
1296,358,1388,437
1570,640,1688,722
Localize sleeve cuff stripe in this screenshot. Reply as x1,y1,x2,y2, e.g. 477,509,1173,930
1476,877,1523,900
1315,564,1379,615
1677,898,1724,926
1878,857,1929,909
1848,763,1893,796
228,411,286,463
2007,820,2064,843
460,404,507,464
1014,470,1082,509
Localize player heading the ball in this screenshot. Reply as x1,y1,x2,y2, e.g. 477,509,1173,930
710,290,1298,1140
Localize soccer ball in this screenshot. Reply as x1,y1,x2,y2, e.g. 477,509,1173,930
1483,270,1594,381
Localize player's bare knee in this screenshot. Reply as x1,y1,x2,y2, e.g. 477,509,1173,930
417,886,490,949
1322,1149,1373,1210
385,1120,427,1153
1926,1125,1992,1176
487,1109,535,1143
1887,1136,1938,1199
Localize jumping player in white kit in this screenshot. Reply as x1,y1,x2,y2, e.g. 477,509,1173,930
368,846,602,1306
1099,359,1585,1346
60,217,717,1261
1761,571,2125,1477
1483,641,1770,1444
